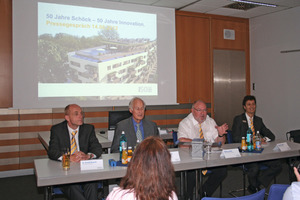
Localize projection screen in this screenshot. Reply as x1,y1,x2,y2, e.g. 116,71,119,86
13,0,176,109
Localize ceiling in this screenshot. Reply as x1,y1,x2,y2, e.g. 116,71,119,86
104,0,300,18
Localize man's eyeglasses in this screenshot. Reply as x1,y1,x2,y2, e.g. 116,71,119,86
193,108,207,112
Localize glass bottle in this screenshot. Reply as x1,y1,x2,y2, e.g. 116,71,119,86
119,131,127,161
255,131,262,151
246,128,253,151
122,146,128,164
127,146,133,162
241,137,247,152
134,139,140,152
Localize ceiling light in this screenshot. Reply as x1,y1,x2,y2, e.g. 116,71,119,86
231,0,277,8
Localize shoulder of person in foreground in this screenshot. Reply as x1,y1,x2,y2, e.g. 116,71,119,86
283,181,300,200
106,187,136,200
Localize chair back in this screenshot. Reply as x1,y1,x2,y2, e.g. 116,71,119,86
202,188,265,200
172,130,179,147
286,129,300,143
267,184,289,200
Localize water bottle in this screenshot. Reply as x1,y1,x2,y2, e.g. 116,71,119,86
119,131,127,161
134,139,140,152
246,128,253,151
255,131,262,151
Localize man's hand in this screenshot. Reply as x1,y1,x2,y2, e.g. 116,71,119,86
70,151,90,162
216,123,229,136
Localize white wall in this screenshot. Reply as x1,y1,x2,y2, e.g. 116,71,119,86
250,7,300,140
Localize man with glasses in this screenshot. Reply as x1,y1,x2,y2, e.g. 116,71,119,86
48,104,103,200
111,97,159,153
178,100,228,198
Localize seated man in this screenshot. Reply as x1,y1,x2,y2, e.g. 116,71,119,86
48,104,103,200
111,97,159,153
178,100,228,198
232,95,282,193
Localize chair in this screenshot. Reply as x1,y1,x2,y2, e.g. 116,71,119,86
172,130,179,148
286,129,300,143
201,188,265,200
267,184,289,200
47,182,104,200
226,131,276,197
286,129,300,182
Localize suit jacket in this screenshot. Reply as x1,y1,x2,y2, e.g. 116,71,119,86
110,117,159,153
232,113,275,143
48,120,102,160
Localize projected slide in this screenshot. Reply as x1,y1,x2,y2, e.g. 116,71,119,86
38,2,157,100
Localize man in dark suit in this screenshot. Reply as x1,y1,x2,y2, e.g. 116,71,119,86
48,104,102,200
232,95,281,193
110,97,159,153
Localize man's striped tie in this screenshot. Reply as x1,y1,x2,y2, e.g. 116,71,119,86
199,123,204,139
250,118,255,135
70,130,78,155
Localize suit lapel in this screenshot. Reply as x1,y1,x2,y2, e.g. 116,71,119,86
129,117,137,141
78,125,84,148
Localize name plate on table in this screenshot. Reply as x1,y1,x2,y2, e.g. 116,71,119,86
170,151,181,162
80,159,104,171
221,148,241,158
273,142,291,152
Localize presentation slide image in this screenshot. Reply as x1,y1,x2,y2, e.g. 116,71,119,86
38,2,158,97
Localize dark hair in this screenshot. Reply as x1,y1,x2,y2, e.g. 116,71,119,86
242,95,256,106
120,136,176,200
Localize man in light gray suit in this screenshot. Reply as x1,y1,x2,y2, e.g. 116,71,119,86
110,97,159,153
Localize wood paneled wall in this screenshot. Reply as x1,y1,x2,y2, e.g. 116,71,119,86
0,0,12,107
176,11,250,114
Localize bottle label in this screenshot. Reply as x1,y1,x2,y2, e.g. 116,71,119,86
255,141,261,150
122,150,128,164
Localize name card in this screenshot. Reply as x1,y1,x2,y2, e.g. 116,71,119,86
80,159,104,171
170,151,181,162
221,148,241,158
273,142,291,152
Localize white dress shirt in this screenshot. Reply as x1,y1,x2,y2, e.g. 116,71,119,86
178,113,218,143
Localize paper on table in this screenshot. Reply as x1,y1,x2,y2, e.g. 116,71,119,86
220,148,241,158
273,142,291,152
170,151,181,162
80,159,104,170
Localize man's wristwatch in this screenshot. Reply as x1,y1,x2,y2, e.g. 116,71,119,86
218,134,224,137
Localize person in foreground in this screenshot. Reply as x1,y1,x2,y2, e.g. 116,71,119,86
48,104,103,200
232,95,282,193
111,97,159,153
178,100,228,198
106,136,178,200
283,166,300,200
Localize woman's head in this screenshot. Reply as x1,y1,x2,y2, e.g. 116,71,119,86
120,136,176,200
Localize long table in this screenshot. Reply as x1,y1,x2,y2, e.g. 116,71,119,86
34,139,300,199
